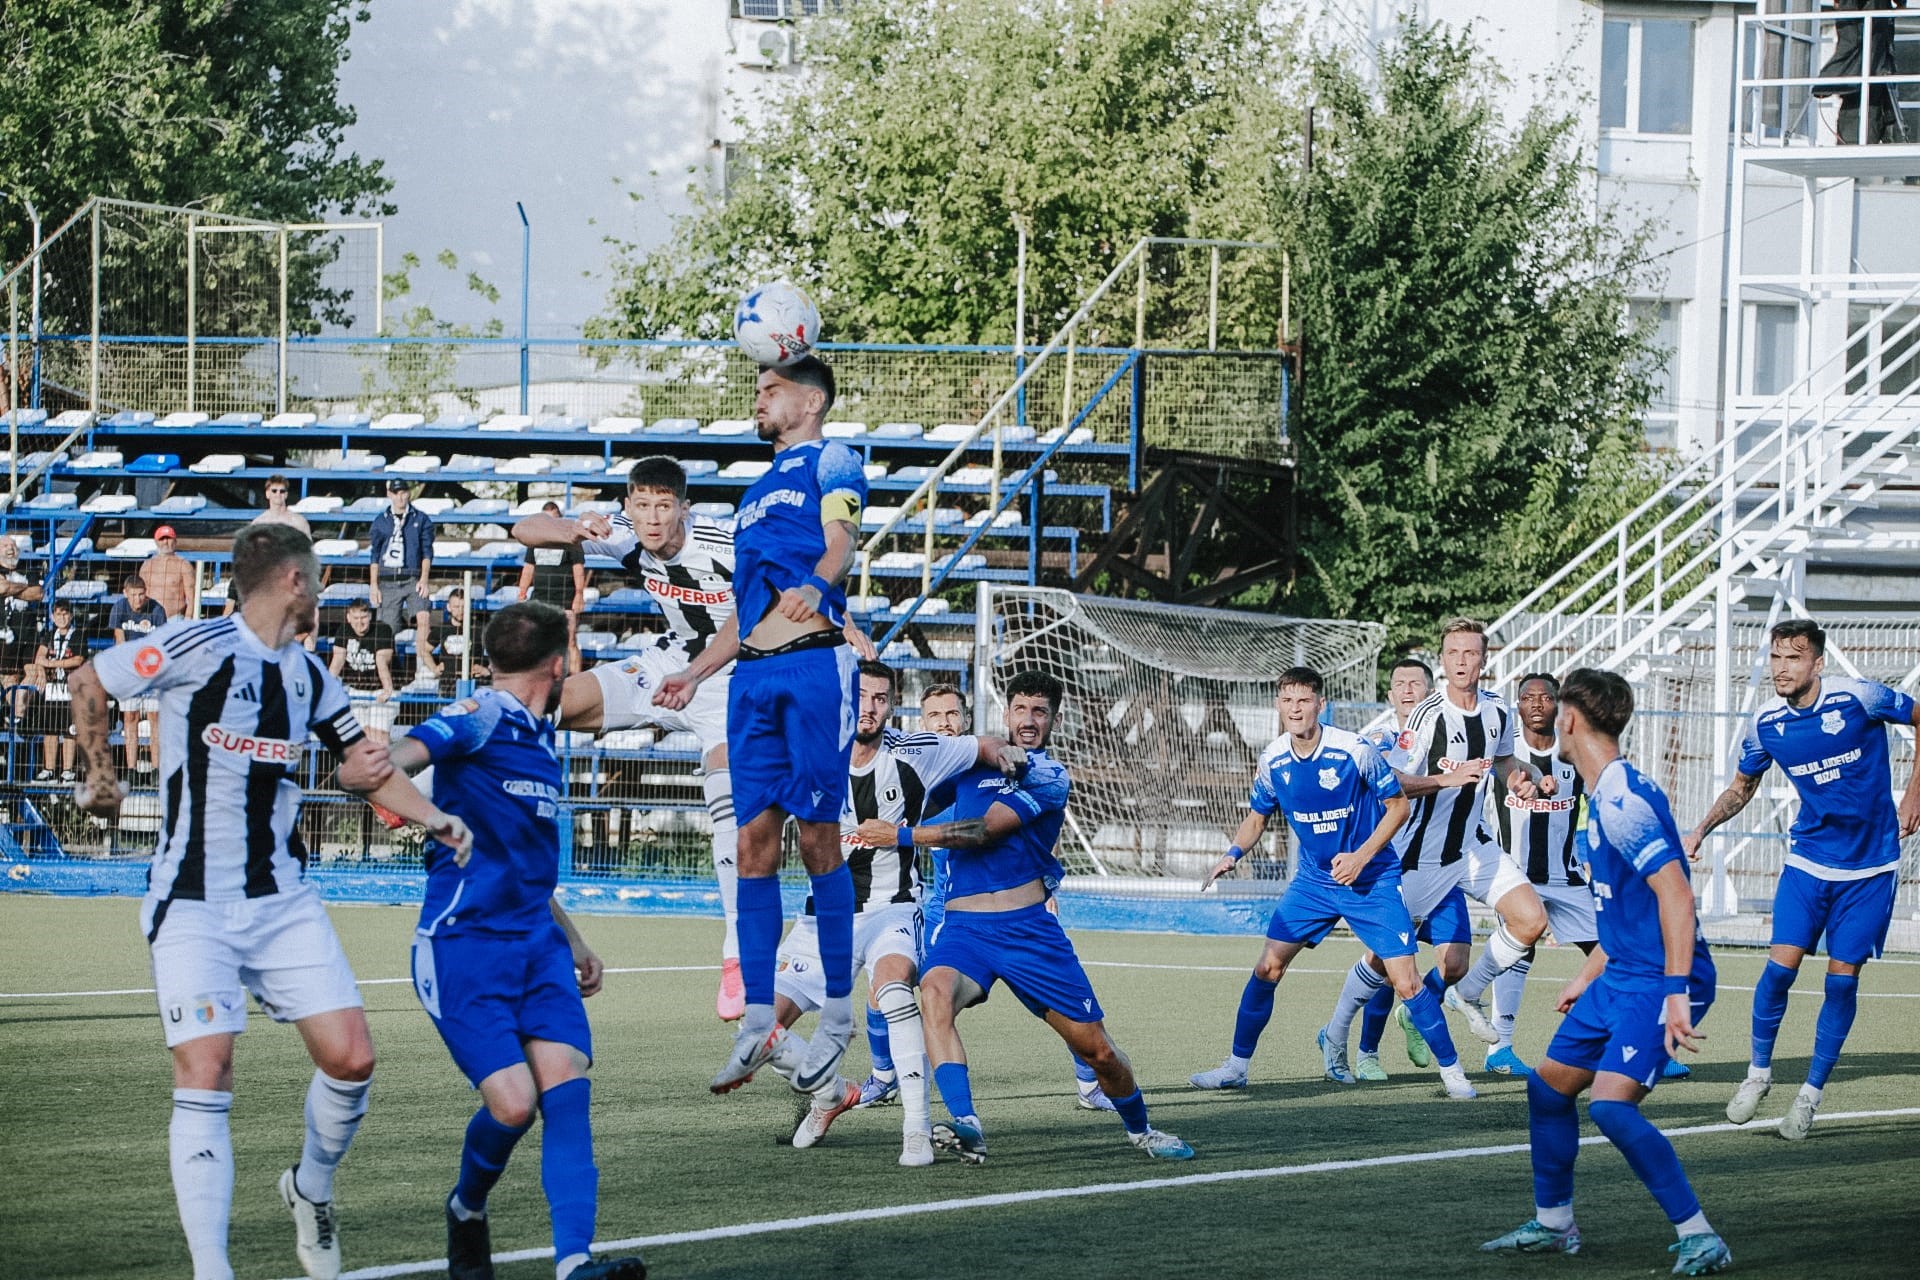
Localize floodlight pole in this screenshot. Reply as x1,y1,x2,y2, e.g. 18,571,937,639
517,201,531,416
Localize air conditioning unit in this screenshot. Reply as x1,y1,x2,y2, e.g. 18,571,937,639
736,25,794,68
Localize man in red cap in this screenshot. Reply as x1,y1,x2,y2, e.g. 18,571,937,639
141,526,195,622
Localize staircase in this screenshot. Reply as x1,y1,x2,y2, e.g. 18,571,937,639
1489,282,1920,684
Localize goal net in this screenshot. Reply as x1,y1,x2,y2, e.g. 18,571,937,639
977,585,1386,888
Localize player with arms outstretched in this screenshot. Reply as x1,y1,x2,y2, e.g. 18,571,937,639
1480,668,1728,1276
655,358,871,1095
779,660,1025,1165
1684,618,1920,1139
1187,667,1476,1100
515,456,873,1022
877,670,1194,1164
388,603,644,1280
67,524,468,1280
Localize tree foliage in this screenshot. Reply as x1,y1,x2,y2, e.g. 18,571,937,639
0,0,392,266
592,0,1293,347
1275,21,1667,656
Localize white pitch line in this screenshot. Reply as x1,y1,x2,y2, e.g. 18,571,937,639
0,965,712,1001
290,1106,1920,1280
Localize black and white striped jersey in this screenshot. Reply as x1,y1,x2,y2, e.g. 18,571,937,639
803,730,981,916
1394,688,1515,871
92,617,365,924
583,515,736,658
1494,735,1586,888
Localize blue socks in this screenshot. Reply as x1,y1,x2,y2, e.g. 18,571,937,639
867,1005,894,1076
1071,1052,1098,1085
1231,974,1278,1060
1750,959,1795,1069
736,874,784,1011
933,1061,975,1118
1111,1087,1150,1136
810,866,856,1001
1589,1098,1702,1226
1527,1072,1578,1214
1358,985,1395,1055
1401,986,1458,1068
1809,971,1859,1089
454,1107,530,1214
539,1079,597,1264
1422,967,1448,1002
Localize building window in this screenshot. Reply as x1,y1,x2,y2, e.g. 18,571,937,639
1848,304,1920,397
1601,17,1696,134
1630,300,1681,448
1751,303,1799,396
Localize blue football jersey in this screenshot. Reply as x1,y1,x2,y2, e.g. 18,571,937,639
1737,676,1913,874
1249,726,1403,889
939,749,1071,901
411,688,564,937
732,438,866,634
1585,757,1713,986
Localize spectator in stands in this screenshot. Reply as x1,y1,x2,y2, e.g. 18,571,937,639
32,601,84,782
140,525,195,621
109,574,168,775
253,473,311,536
518,500,587,673
330,599,396,743
0,537,40,739
369,477,433,643
419,587,491,695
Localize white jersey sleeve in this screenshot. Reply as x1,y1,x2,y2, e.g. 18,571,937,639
92,618,228,701
580,514,640,562
888,731,982,792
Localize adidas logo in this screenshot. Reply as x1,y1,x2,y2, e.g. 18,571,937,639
188,1149,219,1163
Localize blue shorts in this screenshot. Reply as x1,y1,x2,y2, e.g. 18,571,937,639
1267,874,1418,959
728,642,858,826
1771,863,1897,965
1546,969,1715,1090
923,902,1105,1023
410,925,592,1087
1417,886,1472,946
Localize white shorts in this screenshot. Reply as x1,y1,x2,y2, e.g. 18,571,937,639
144,889,364,1048
1536,881,1599,945
348,692,396,734
1458,836,1533,909
588,644,729,753
1399,861,1468,924
774,901,922,1014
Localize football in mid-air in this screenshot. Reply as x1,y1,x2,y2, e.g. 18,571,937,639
733,282,821,367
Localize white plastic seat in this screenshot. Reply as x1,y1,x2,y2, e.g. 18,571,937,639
646,417,699,435
498,456,553,475
265,412,318,428
430,539,472,557
72,450,125,470
591,417,647,435
372,413,426,431
155,494,208,514
479,414,533,433
156,412,210,428
311,538,361,557
81,494,138,513
823,421,868,439
872,422,924,439
388,455,443,474
293,495,345,513
189,454,245,474
701,419,756,437
927,423,975,443
689,501,735,519
414,497,456,515
719,459,770,479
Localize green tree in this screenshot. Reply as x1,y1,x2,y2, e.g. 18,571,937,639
0,0,392,327
592,0,1292,347
354,251,503,416
1276,21,1667,655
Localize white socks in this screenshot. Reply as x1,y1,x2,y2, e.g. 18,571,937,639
876,981,932,1137
171,1088,236,1280
1491,958,1530,1047
704,769,741,963
1328,960,1385,1048
296,1070,371,1203
1536,1202,1575,1231
1455,923,1529,1004
1675,1210,1713,1239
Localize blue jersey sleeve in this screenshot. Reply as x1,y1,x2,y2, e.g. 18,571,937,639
1248,763,1280,816
1735,715,1773,778
1000,762,1069,822
815,440,867,528
409,696,501,764
1357,740,1402,801
1604,777,1684,881
1855,678,1916,727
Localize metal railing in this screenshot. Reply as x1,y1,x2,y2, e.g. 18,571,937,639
1489,277,1920,681
1740,8,1920,148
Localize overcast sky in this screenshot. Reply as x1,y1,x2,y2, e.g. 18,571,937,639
337,0,725,336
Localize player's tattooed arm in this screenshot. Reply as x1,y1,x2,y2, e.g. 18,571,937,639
887,802,1027,851
67,664,124,816
1682,772,1762,860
